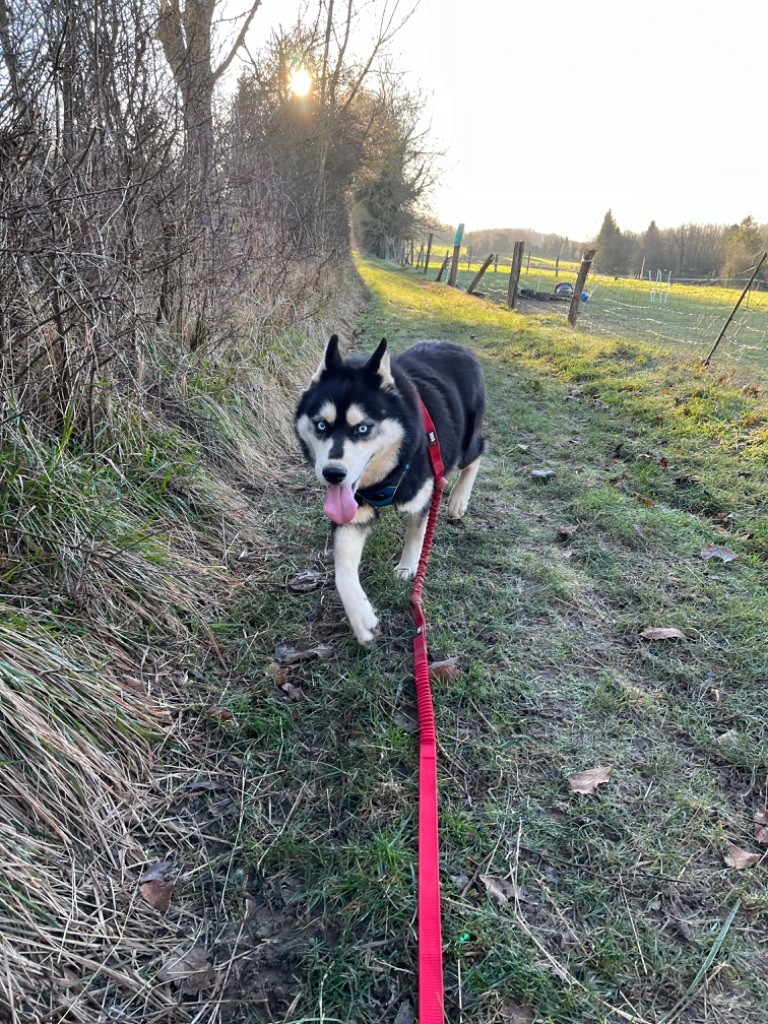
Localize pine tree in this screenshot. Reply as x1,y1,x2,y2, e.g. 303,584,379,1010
721,216,764,279
594,210,626,274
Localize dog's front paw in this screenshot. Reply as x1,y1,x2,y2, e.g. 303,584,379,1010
349,601,379,646
446,491,469,519
395,562,417,580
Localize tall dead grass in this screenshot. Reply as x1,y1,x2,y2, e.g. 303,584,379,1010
0,273,354,1019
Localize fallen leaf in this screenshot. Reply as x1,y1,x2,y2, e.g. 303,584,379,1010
562,548,574,559
158,944,215,994
273,643,333,665
139,878,175,912
479,874,523,906
569,766,611,795
268,661,290,686
753,810,768,844
122,675,144,694
498,1002,535,1024
429,657,459,683
286,568,326,592
634,525,647,539
636,494,654,507
555,525,579,540
517,443,530,451
139,860,174,884
206,704,234,724
723,844,759,870
279,681,304,701
531,469,555,480
716,729,740,745
640,627,686,641
700,545,739,563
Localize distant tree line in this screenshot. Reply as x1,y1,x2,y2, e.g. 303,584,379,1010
459,214,768,284
592,210,767,282
461,228,584,264
0,0,428,433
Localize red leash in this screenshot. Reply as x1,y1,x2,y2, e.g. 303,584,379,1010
410,398,447,1023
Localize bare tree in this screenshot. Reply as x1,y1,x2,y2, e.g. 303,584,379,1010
157,0,262,178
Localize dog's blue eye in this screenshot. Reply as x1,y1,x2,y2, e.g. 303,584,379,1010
314,419,327,433
355,423,371,436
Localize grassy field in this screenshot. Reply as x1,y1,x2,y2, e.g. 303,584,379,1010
6,254,768,1023
225,258,768,1022
419,254,768,380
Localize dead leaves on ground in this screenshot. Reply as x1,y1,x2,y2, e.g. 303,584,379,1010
269,642,333,699
754,809,768,845
286,568,327,592
138,860,175,912
568,766,612,795
498,1002,535,1024
723,844,760,870
157,943,215,994
429,657,459,683
720,811,768,870
700,544,740,563
640,627,686,641
479,874,525,907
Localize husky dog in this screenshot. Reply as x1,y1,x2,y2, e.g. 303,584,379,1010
294,335,485,645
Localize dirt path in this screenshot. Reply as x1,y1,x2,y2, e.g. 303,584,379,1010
221,263,768,1023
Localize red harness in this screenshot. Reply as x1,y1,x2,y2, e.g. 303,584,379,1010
410,398,447,1023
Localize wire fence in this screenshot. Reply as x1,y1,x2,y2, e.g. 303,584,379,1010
404,243,768,383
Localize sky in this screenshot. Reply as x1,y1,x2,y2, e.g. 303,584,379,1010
241,0,768,241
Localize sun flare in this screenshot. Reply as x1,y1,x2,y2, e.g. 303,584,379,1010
288,67,312,97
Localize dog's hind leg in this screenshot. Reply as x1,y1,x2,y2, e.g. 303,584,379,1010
395,512,428,580
334,517,379,645
447,456,481,519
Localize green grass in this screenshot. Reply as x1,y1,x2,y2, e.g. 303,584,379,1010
5,253,768,1022
229,257,768,1022
421,255,768,381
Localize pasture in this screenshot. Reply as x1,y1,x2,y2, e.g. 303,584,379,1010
227,257,768,1021
421,253,768,381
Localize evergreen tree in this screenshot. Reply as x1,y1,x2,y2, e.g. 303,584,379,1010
721,216,764,279
594,209,626,274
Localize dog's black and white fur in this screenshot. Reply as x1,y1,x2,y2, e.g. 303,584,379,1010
294,335,485,644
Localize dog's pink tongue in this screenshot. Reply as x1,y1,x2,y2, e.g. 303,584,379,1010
324,483,358,524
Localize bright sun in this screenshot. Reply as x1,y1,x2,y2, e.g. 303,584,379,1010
288,67,312,97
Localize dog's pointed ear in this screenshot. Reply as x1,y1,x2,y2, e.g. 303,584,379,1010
311,334,343,382
365,337,395,390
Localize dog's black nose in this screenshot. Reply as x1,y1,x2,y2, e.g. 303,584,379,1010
323,465,347,484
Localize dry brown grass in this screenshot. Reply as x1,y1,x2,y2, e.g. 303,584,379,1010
0,270,361,1020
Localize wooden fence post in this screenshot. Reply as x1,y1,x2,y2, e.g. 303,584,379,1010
424,233,433,275
436,251,451,282
448,223,464,287
567,248,597,326
507,240,525,309
467,253,495,294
